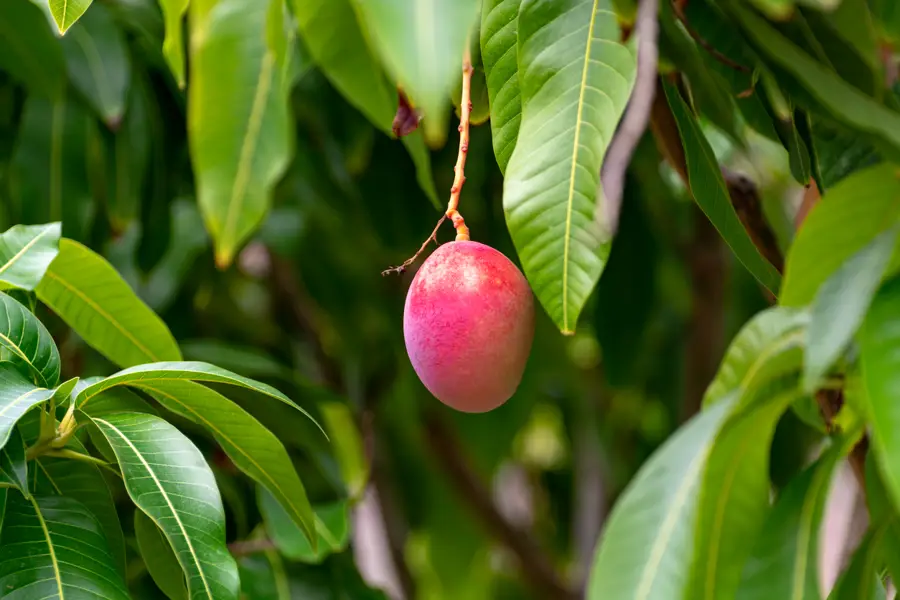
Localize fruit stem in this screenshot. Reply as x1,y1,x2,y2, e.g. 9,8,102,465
381,43,474,276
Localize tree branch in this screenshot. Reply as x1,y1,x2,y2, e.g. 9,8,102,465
423,414,578,600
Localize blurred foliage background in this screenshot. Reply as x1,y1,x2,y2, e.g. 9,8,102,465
0,0,823,597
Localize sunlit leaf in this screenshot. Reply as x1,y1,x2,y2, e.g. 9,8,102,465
480,0,522,173
138,379,317,547
60,1,131,125
50,0,93,33
736,435,858,600
91,411,240,600
257,486,348,563
0,223,60,292
352,0,480,144
0,364,54,450
188,0,292,267
588,396,734,599
663,81,782,295
0,292,61,387
33,436,127,575
805,227,898,390
781,163,900,306
135,509,189,600
0,0,66,98
35,238,182,368
159,0,189,86
503,0,637,334
0,493,130,599
8,93,96,243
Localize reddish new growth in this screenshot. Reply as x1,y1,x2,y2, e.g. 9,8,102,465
382,47,475,276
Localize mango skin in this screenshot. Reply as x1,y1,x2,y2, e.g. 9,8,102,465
403,240,535,413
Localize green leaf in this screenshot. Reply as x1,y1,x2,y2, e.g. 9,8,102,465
0,0,66,98
810,115,881,192
689,384,800,600
239,553,290,600
8,93,96,243
35,238,182,368
827,528,887,600
730,2,900,158
257,486,348,563
50,0,93,33
0,427,28,495
480,0,522,173
320,400,369,498
75,362,321,435
663,82,782,294
352,0,480,143
736,436,857,600
587,396,735,600
135,509,189,600
781,163,900,306
859,277,900,514
33,436,127,576
503,0,637,334
60,2,131,125
805,227,898,391
703,307,808,408
188,0,292,268
0,493,130,599
0,292,61,387
137,379,317,548
180,340,295,383
0,364,54,450
90,412,240,600
159,0,189,87
0,223,61,292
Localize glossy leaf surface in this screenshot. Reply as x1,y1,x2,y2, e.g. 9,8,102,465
0,223,61,291
35,238,182,368
0,427,28,494
503,0,637,333
0,292,61,387
0,364,53,450
480,0,522,173
50,0,93,34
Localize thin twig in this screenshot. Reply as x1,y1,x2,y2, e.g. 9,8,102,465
382,44,474,276
228,538,278,557
600,0,660,235
672,2,751,73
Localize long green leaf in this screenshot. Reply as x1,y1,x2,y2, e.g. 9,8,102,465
290,0,439,208
689,384,800,600
503,0,637,334
352,0,480,143
663,81,782,294
0,223,61,291
257,486,348,563
736,436,857,600
827,528,887,600
60,2,131,125
588,396,734,600
91,412,240,600
781,163,900,306
805,227,898,391
137,379,317,547
33,436,127,576
0,292,61,387
0,493,130,599
0,364,53,450
730,2,900,158
188,0,292,267
8,93,96,243
480,0,522,173
0,427,28,495
703,307,808,408
50,0,94,34
159,0,189,87
75,362,321,433
0,0,66,98
859,277,900,513
135,509,189,600
35,238,182,368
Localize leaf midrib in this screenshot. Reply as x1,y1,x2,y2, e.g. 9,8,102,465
30,495,65,599
561,0,599,334
94,417,214,600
